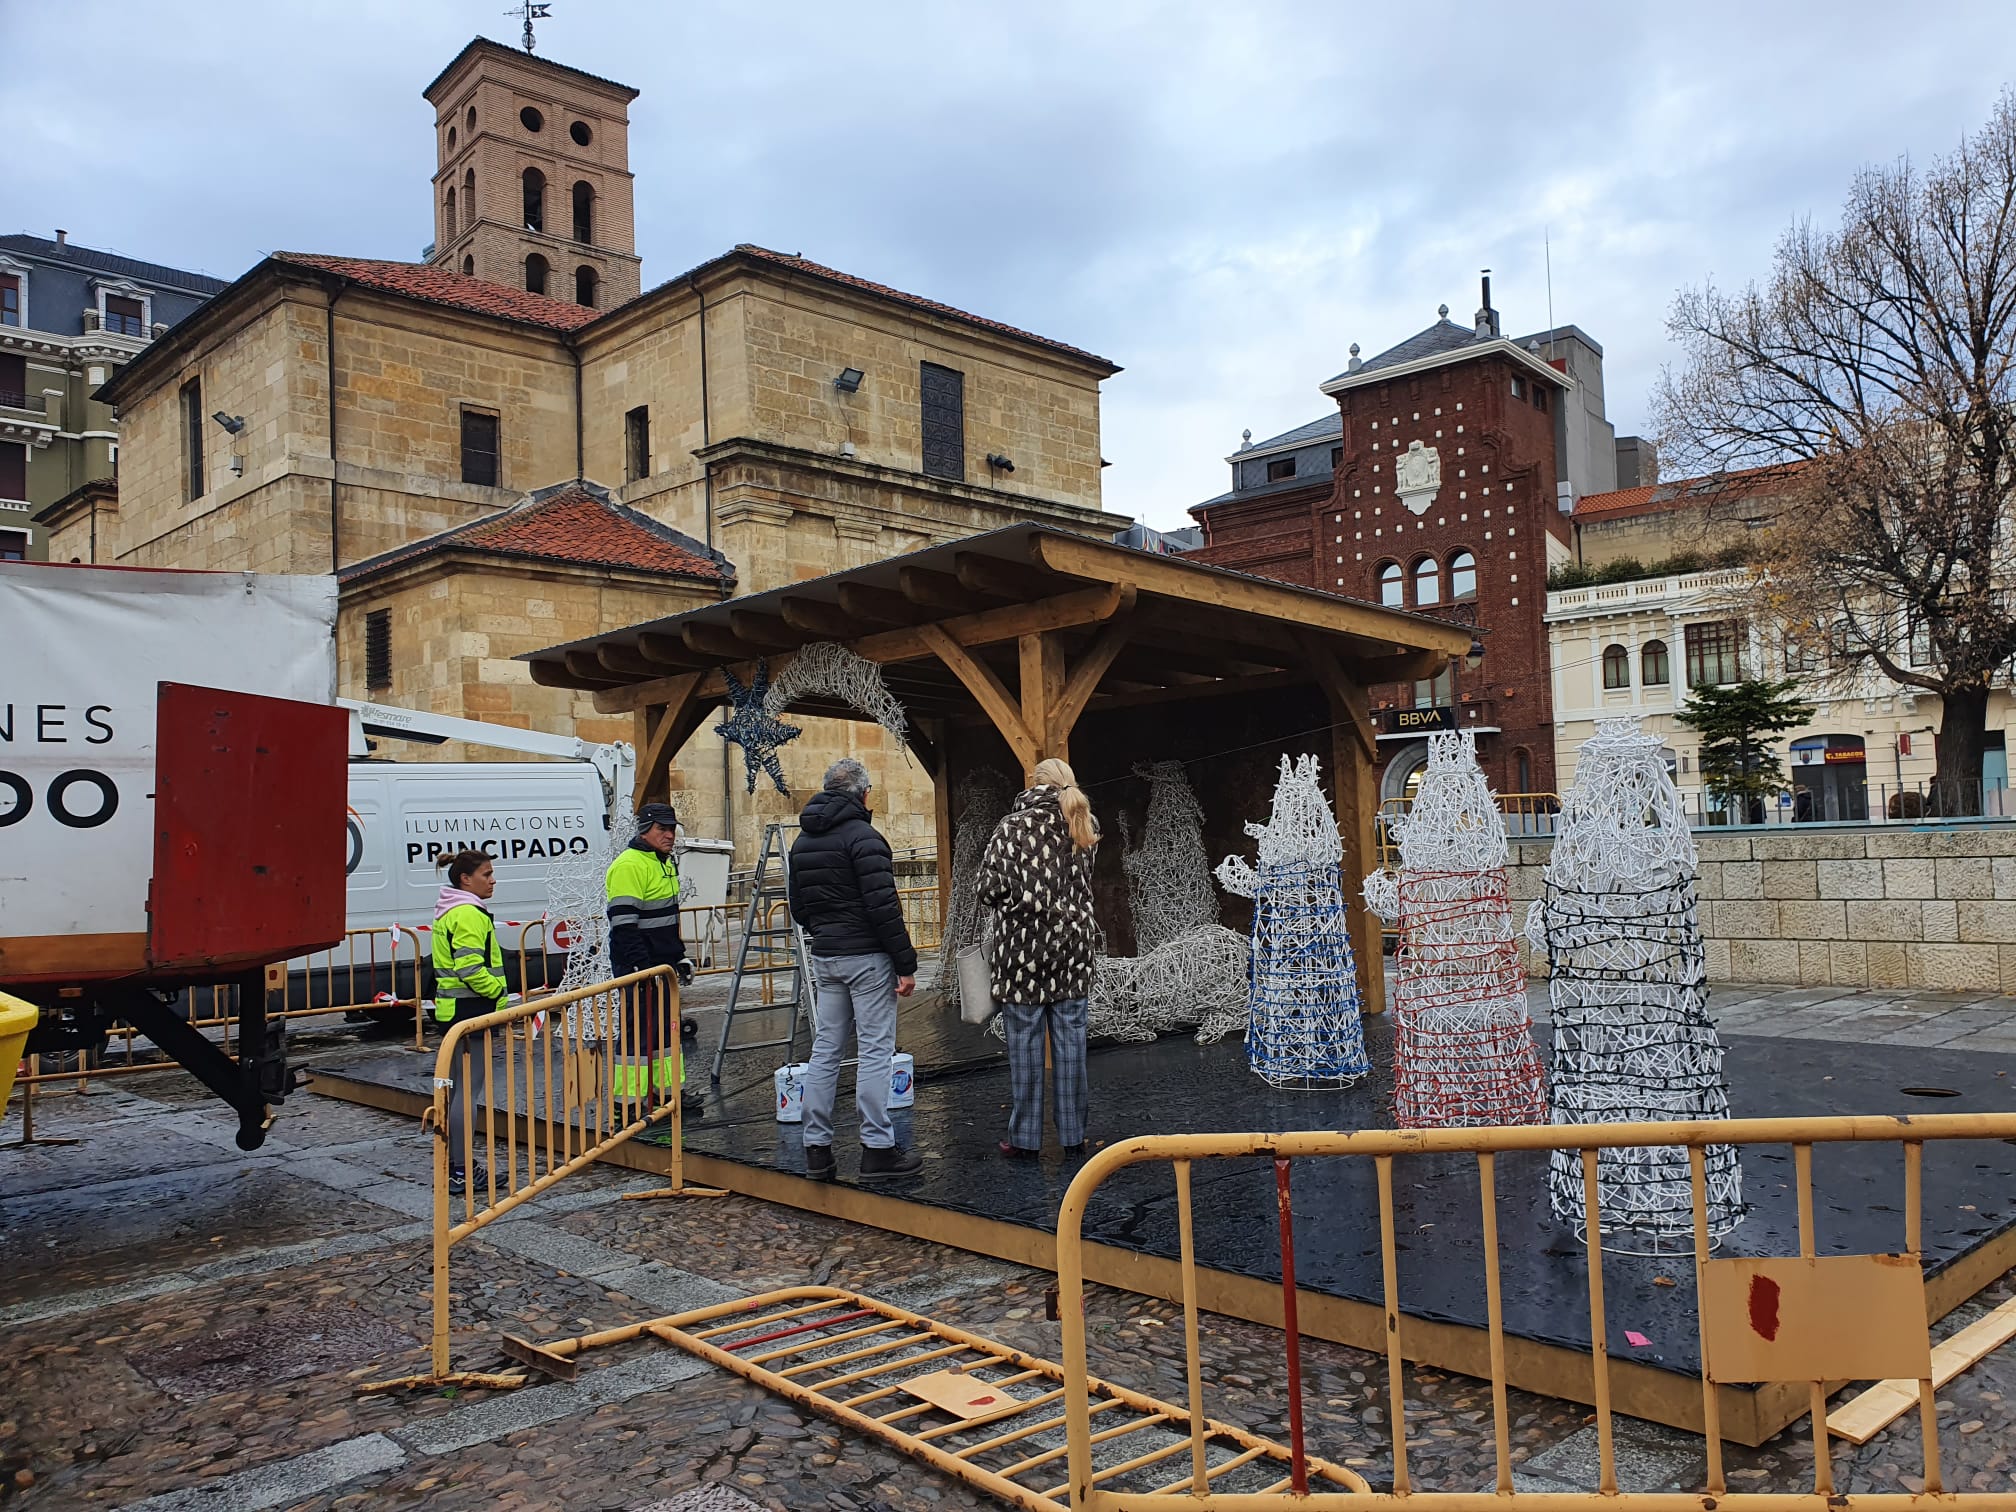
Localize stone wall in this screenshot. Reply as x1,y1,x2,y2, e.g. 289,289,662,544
1504,825,2016,994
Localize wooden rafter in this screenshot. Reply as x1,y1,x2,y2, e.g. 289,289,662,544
897,566,970,613
920,623,1036,772
637,631,712,669
778,596,866,640
955,551,1057,601
727,609,798,650
835,583,915,626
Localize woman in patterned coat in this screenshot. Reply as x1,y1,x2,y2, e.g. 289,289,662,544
976,758,1101,1158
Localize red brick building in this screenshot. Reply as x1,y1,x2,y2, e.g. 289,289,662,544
1189,282,1649,801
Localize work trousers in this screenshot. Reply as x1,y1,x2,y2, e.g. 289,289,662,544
442,996,502,1175
1001,997,1089,1151
802,952,898,1150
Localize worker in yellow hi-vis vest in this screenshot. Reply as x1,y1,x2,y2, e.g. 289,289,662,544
605,803,702,1117
433,848,506,1196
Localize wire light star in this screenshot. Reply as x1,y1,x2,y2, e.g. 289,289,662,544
716,660,801,795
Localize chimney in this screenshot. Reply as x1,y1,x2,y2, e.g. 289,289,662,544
1475,269,1499,338
54,228,67,246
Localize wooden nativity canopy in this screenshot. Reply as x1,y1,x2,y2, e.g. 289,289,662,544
521,523,1472,790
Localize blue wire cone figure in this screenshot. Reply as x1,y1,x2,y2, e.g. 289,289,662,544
1216,754,1370,1088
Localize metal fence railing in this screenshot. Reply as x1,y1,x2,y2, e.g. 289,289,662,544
1055,1114,2016,1509
1691,779,2013,827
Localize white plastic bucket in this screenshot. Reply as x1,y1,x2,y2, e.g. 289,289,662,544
774,1062,808,1123
889,1051,916,1110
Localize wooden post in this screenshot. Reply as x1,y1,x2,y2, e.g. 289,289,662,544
630,673,705,815
1019,631,1067,769
933,727,953,931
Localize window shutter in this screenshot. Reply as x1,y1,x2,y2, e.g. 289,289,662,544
919,362,964,481
365,608,392,691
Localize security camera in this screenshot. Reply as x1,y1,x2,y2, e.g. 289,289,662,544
212,412,245,435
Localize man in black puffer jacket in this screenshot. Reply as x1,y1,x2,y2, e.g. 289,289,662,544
787,758,921,1182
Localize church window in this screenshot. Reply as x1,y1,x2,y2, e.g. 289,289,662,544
1449,549,1477,600
180,377,203,500
1265,457,1295,482
570,120,593,146
1602,643,1630,689
920,362,964,481
444,187,457,238
1376,560,1403,607
522,167,546,233
461,255,474,276
524,253,549,295
520,105,544,133
463,167,476,221
572,181,595,244
365,609,393,692
574,265,598,308
460,407,500,488
0,276,19,326
1412,555,1440,607
625,406,650,482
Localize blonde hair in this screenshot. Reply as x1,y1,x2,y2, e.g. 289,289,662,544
1032,758,1097,850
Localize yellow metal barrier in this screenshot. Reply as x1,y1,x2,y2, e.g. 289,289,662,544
899,884,944,952
368,965,727,1391
13,926,428,1091
1056,1115,2016,1510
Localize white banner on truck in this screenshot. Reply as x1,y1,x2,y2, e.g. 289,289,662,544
0,565,337,944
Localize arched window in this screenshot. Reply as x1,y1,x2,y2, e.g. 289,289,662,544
1449,549,1477,601
1377,560,1403,607
522,167,546,233
462,167,475,219
446,125,458,153
1515,747,1532,792
461,254,475,276
574,265,598,308
524,253,549,295
444,187,457,239
1641,639,1670,687
1602,642,1631,689
1412,555,1440,607
571,181,595,244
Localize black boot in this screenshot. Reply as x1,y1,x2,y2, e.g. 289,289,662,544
805,1144,836,1182
859,1144,922,1180
681,1085,706,1121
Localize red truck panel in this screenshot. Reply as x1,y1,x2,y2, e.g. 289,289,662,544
147,684,348,973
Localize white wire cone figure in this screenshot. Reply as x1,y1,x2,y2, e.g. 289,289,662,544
933,767,1015,1006
1363,730,1546,1127
1216,754,1370,1087
1523,716,1744,1252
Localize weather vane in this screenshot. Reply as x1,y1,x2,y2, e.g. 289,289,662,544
506,0,552,53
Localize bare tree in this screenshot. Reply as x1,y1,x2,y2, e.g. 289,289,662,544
1656,91,2016,812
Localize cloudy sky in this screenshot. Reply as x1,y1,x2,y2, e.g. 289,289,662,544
9,2,2013,526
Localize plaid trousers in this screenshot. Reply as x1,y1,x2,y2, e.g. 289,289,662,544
1001,997,1089,1151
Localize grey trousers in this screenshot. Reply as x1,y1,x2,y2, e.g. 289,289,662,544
442,997,498,1174
1001,997,1089,1151
802,952,898,1150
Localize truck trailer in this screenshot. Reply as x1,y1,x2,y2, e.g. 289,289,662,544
1,563,348,1148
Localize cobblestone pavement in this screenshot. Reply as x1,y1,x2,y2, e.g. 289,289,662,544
2,985,2014,1508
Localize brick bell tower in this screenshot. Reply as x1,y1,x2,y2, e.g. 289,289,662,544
423,38,642,310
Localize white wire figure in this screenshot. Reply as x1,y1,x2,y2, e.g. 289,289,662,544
765,642,908,745
1216,754,1369,1088
933,767,1016,1007
1121,761,1219,953
1524,716,1744,1252
1363,731,1546,1128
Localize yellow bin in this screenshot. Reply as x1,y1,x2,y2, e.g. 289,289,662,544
0,991,38,1112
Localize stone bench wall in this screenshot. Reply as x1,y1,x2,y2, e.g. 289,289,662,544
1504,826,2016,994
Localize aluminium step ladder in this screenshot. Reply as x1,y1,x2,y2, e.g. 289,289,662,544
710,822,815,1082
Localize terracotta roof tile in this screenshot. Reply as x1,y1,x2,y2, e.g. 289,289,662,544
339,481,733,586
1575,460,1808,521
274,252,602,332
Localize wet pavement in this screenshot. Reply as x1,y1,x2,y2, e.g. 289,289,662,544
0,984,2013,1508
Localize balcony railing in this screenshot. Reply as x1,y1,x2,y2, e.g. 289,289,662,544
0,390,46,414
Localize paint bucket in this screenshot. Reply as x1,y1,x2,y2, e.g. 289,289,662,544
888,1052,915,1109
774,1062,808,1123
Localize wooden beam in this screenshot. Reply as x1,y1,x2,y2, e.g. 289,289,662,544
932,727,952,930
1018,632,1065,766
631,674,710,811
1295,631,1378,764
1083,669,1302,715
779,596,869,640
596,643,664,678
637,631,713,669
835,583,916,626
565,649,622,685
530,658,602,690
1051,600,1136,752
727,609,798,650
897,566,970,613
920,623,1036,772
955,551,1057,601
681,621,764,661
1031,531,1472,661
1351,649,1451,687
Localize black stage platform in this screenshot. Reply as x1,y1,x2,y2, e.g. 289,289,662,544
311,997,2016,1443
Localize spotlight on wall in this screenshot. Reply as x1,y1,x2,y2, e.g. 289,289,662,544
211,412,245,434
833,367,864,393
985,453,1016,473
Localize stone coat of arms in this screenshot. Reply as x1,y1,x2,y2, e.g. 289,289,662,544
1394,440,1442,515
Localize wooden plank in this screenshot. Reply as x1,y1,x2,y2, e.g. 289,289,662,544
1827,1294,2016,1445
502,1333,580,1382
1030,531,1472,659
921,624,1036,773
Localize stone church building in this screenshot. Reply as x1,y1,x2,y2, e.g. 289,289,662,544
83,38,1125,856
